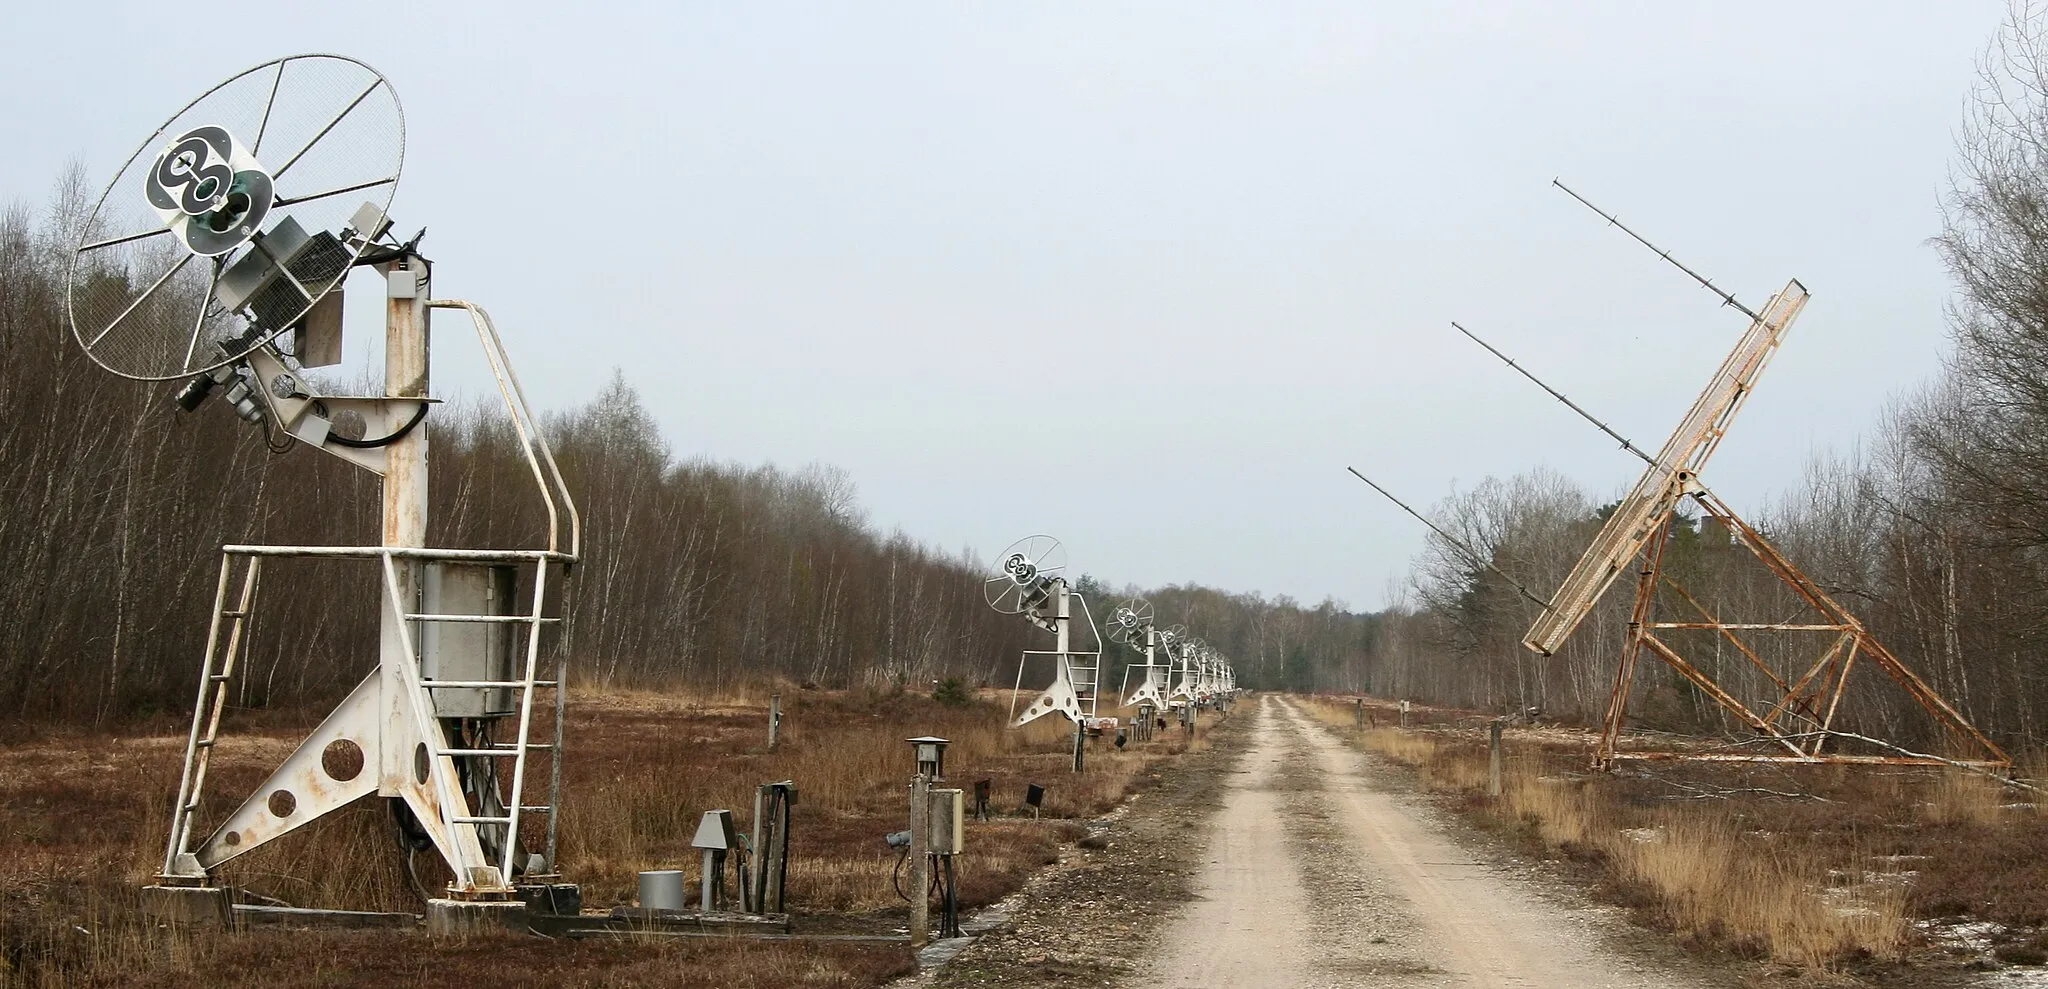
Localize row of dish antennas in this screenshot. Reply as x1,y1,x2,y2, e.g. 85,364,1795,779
982,535,1236,730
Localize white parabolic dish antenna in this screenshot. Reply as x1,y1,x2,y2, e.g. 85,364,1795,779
1106,598,1154,643
983,534,1067,615
68,54,403,381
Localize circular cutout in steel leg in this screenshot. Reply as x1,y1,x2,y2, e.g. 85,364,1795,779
413,742,430,785
320,738,364,782
266,789,296,818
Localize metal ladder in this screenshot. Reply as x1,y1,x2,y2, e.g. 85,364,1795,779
1068,652,1100,719
163,554,263,878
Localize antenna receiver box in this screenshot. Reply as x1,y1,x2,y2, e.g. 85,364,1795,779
928,788,964,855
420,563,517,718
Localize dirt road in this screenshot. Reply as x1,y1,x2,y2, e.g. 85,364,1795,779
1142,695,1723,989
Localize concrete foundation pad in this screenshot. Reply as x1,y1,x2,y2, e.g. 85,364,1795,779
425,898,530,937
141,885,233,929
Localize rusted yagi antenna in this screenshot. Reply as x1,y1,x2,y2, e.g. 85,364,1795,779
1510,182,2006,771
1345,467,1554,612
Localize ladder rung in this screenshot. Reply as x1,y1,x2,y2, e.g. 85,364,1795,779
404,613,560,624
423,680,557,689
208,674,232,683
518,805,554,814
221,611,248,619
451,815,512,824
438,744,552,757
194,739,215,748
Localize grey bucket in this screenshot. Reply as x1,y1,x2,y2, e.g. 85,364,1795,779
639,870,686,911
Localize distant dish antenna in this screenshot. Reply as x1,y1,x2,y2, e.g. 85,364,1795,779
1107,599,1170,710
1170,635,1205,704
71,55,583,919
982,536,1104,767
70,54,403,382
1104,598,1151,642
1159,631,1236,715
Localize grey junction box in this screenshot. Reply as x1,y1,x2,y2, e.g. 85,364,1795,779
419,562,518,718
928,789,964,855
692,809,738,850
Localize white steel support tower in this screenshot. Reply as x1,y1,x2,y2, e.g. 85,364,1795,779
1107,599,1168,710
983,536,1106,771
65,55,583,913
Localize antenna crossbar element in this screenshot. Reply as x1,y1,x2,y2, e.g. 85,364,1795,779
1553,180,1760,322
1449,321,1653,466
1346,468,1553,612
1524,280,1807,656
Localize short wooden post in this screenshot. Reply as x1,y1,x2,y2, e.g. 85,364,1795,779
1399,699,1411,727
768,693,782,750
1488,718,1504,798
1353,698,1364,732
908,773,929,948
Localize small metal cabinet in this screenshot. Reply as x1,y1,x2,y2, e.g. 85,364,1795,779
419,562,517,718
928,788,965,855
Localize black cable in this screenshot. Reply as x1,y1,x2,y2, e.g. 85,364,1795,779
327,401,429,448
404,848,431,903
941,855,960,938
259,406,297,454
389,800,435,902
891,844,914,901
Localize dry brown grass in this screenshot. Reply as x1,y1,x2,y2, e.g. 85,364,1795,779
1300,695,1912,971
1923,769,2007,827
0,683,1193,986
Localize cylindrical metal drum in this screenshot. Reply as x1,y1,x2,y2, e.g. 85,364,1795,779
639,869,686,911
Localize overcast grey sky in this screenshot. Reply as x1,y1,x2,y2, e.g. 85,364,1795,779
3,3,2009,610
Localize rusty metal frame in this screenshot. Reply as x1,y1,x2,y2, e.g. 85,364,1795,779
1590,478,2009,770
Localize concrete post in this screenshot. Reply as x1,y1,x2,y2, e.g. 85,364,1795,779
908,773,930,948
